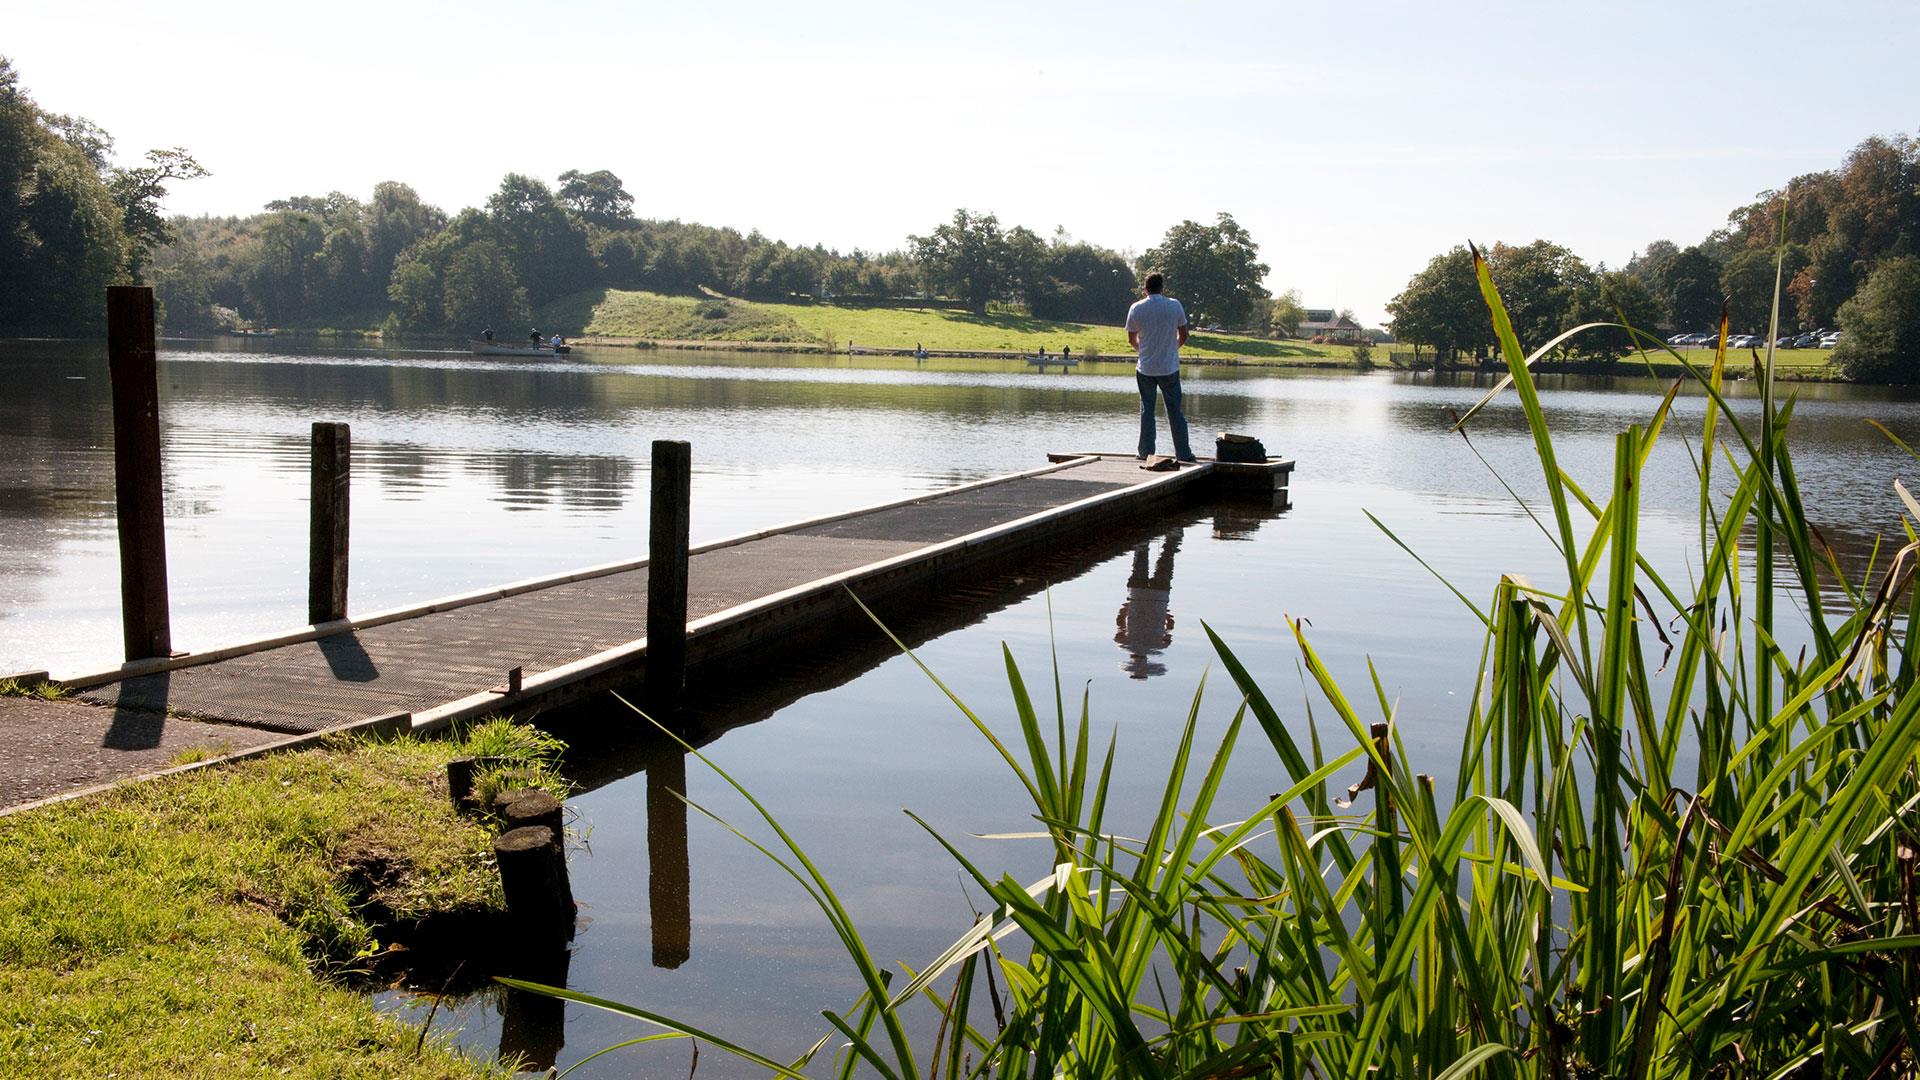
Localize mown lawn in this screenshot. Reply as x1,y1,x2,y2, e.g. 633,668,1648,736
0,733,522,1079
549,288,1357,364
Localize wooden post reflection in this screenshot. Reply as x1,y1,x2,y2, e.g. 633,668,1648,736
497,946,569,1072
648,750,691,969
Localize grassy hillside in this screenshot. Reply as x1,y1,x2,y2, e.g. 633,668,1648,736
538,288,1849,376
544,288,1353,363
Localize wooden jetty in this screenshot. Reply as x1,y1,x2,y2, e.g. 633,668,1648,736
1,290,1297,805
51,453,1292,742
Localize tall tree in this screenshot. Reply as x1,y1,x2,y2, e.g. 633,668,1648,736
1721,246,1808,334
441,240,530,334
0,56,131,335
1139,212,1270,328
1657,246,1723,331
1269,288,1306,337
367,181,445,297
909,209,1008,313
1386,246,1494,362
557,169,635,227
1833,255,1920,382
109,147,208,277
1588,270,1665,357
486,173,594,307
1487,240,1598,356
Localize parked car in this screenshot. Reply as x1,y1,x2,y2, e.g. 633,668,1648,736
1792,332,1821,348
1820,332,1842,347
1775,335,1797,348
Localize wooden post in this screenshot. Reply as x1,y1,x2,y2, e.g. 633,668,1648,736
308,422,350,625
106,286,171,661
646,440,691,723
498,788,565,837
494,825,575,951
445,755,505,813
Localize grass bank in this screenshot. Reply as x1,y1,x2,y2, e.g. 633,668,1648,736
544,288,1358,365
0,728,539,1079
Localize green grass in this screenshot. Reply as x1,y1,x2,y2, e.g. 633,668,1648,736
0,677,66,701
0,722,564,1079
548,288,1358,364
522,249,1920,1077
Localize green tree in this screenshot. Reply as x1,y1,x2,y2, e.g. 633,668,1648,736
909,209,1008,313
109,147,208,277
1720,246,1808,334
385,259,441,332
1386,246,1492,362
441,240,529,334
1657,245,1723,330
1587,270,1665,357
486,173,593,307
1487,240,1597,356
1269,288,1306,337
367,182,444,301
1139,212,1270,328
556,169,635,227
0,56,131,335
1832,255,1920,382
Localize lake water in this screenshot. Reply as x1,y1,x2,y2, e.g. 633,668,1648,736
3,339,1916,1075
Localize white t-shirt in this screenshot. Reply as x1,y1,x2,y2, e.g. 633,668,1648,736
1125,294,1187,377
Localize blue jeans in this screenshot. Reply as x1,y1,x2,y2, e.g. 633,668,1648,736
1136,371,1193,460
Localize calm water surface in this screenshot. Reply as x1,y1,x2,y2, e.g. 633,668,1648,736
2,339,1916,1074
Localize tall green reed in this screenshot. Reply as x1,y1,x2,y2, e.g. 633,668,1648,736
508,241,1920,1077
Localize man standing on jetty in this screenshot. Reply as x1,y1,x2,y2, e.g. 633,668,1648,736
1125,273,1194,462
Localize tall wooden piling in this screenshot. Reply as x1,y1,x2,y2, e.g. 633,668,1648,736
308,422,350,625
106,286,171,661
645,440,691,723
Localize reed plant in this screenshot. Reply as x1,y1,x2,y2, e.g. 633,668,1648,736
512,243,1920,1077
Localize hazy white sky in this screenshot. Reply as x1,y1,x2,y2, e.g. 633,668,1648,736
9,0,1916,323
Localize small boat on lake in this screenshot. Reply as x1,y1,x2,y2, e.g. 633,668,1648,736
471,340,571,357
1024,354,1079,372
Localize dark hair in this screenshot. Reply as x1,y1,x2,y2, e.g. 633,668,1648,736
1144,273,1164,294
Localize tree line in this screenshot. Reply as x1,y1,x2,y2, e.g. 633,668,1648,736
1388,133,1920,380
0,57,205,335
1,56,1278,341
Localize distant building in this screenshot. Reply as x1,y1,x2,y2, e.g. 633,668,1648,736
1294,308,1365,342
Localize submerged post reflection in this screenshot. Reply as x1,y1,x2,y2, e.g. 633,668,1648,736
647,750,692,969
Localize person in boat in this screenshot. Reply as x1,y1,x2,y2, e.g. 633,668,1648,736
550,334,564,350
1062,345,1071,361
914,342,927,361
482,327,495,342
529,329,542,345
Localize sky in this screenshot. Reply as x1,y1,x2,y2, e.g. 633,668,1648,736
8,0,1917,325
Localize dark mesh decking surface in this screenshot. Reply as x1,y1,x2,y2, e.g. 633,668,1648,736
77,457,1160,733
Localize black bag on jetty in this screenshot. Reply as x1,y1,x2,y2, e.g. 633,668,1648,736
1215,432,1267,463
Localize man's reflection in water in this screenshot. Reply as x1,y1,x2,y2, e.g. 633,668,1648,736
1115,530,1182,679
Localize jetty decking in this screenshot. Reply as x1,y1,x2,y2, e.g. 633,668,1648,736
53,454,1290,742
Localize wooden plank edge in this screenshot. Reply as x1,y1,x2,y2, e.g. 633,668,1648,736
0,710,412,819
